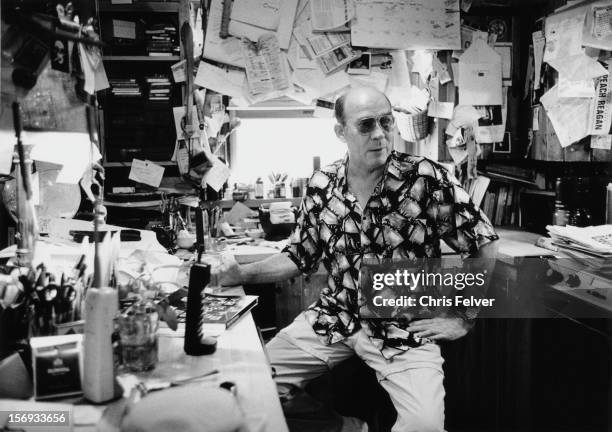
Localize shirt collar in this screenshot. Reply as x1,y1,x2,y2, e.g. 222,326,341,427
337,150,396,196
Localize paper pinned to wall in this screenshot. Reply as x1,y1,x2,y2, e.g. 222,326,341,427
458,38,502,106
202,155,230,192
173,106,202,138
293,66,350,98
543,8,586,63
241,33,290,101
547,53,608,82
558,76,596,98
310,0,353,32
276,0,299,49
590,63,612,135
129,159,165,188
350,0,461,50
231,0,280,30
540,85,592,148
295,20,350,58
194,62,246,100
203,0,244,67
532,31,546,90
287,36,318,69
428,101,454,119
475,87,508,144
583,2,612,50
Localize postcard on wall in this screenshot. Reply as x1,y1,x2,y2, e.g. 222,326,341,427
583,1,612,51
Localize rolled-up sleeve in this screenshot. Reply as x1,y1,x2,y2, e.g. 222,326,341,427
435,177,499,257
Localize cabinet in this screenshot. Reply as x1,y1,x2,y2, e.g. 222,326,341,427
275,267,328,329
97,1,189,166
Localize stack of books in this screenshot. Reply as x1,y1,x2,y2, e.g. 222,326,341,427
109,78,141,98
146,75,172,102
144,23,179,56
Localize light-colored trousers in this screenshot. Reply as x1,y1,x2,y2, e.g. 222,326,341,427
266,313,446,432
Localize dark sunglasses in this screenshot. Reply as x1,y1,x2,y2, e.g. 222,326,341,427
354,113,395,135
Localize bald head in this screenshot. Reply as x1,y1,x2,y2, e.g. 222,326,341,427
334,87,392,125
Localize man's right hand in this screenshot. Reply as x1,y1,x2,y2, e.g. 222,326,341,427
216,254,245,286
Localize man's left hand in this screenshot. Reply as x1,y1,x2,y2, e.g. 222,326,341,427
406,317,471,341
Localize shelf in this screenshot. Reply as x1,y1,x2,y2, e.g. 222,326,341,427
103,161,176,167
98,2,180,13
103,55,180,61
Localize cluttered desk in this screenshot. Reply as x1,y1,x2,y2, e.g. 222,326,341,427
0,215,288,432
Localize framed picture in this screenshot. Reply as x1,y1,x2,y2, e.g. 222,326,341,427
493,132,512,153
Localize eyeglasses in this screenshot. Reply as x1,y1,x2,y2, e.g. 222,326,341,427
353,113,395,135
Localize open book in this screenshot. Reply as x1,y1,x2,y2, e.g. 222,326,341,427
199,294,259,337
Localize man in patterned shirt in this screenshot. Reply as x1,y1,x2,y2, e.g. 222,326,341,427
219,86,499,431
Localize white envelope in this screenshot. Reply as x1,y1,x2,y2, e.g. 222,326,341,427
458,38,502,106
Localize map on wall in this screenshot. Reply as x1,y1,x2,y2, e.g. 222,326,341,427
350,0,462,50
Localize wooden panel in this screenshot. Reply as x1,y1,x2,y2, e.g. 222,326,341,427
563,139,591,162
592,148,612,161
275,276,302,329
543,113,564,161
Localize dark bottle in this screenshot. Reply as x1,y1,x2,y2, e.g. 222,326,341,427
184,263,217,356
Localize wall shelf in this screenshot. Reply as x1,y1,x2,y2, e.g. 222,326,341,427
98,2,180,13
102,55,180,61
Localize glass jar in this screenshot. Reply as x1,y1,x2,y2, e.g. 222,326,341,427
117,303,159,372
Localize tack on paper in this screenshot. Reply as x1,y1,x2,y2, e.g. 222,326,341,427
194,62,245,100
241,34,290,101
112,19,136,39
532,31,546,90
592,135,612,149
351,0,461,50
310,0,353,32
202,155,230,192
590,64,612,135
458,38,502,106
203,0,244,68
128,159,165,188
540,85,592,148
428,101,454,119
583,2,612,50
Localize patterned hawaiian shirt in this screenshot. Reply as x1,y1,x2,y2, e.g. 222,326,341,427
283,151,498,358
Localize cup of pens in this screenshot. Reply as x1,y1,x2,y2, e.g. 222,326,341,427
117,302,159,372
